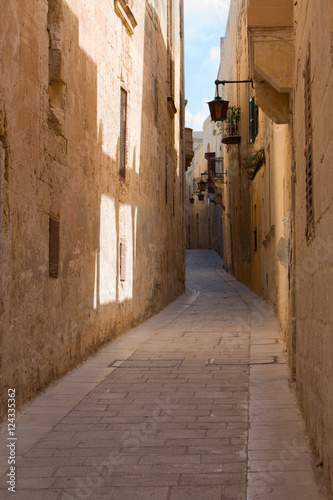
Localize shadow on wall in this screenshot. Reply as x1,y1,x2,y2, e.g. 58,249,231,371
0,0,184,417
136,0,182,312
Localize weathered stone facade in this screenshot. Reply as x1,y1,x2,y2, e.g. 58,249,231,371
218,0,333,495
0,0,185,417
293,0,333,494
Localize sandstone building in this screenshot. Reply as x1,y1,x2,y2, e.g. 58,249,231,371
185,122,223,256
0,0,185,417
217,0,333,495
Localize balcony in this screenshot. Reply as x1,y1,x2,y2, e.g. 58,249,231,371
211,157,224,175
210,158,227,189
248,0,293,28
247,0,294,123
221,106,241,144
198,163,226,204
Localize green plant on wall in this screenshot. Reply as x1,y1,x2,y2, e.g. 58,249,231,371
243,148,265,180
226,106,241,126
225,106,240,135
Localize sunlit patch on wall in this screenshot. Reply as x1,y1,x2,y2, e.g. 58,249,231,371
99,195,117,305
119,204,134,302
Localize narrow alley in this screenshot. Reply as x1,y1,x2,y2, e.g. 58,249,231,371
0,250,326,500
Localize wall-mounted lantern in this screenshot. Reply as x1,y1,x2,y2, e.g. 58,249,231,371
189,196,195,204
208,79,253,122
208,84,229,122
198,193,204,201
197,179,207,192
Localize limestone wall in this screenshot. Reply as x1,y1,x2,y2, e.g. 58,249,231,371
216,0,333,494
220,0,292,329
293,0,333,494
0,0,185,417
221,0,333,495
259,116,293,345
220,0,253,286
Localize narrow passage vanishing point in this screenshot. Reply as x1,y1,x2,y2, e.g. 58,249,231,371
0,250,326,500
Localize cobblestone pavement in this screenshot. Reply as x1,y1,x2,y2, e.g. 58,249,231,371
0,250,326,499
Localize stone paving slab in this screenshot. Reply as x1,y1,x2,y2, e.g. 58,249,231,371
0,250,327,499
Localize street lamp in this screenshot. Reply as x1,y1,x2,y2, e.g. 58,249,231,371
197,179,207,192
208,79,254,122
208,83,229,122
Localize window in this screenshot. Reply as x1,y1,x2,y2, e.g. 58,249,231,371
304,51,314,241
254,225,258,253
249,96,258,143
119,87,127,180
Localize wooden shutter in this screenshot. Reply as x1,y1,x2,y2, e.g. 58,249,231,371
120,243,126,281
179,91,183,138
154,76,158,127
254,101,258,138
120,88,127,179
49,217,59,278
304,52,314,240
165,150,168,203
249,97,258,144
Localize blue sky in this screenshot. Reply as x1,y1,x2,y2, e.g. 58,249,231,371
184,0,230,131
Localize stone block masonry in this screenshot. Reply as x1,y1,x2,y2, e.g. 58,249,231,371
0,0,185,416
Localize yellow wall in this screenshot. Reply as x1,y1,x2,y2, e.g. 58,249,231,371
293,0,333,493
221,0,333,495
220,0,292,333
0,0,185,417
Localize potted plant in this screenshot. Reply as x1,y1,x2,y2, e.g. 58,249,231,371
226,106,240,136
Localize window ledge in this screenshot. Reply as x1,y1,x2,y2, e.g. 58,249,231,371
114,0,137,35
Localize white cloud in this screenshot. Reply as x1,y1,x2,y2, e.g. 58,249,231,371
184,0,230,130
184,0,230,19
209,46,221,63
185,99,211,131
184,1,230,46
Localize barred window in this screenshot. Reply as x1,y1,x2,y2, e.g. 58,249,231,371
120,87,127,180
179,91,183,138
